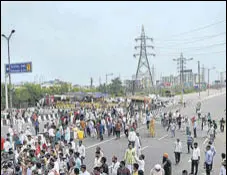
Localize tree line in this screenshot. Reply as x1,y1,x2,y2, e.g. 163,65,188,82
1,77,125,109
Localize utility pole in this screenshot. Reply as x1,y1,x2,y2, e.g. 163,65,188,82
99,77,101,86
198,61,200,96
201,64,205,83
207,67,215,96
2,29,15,111
173,53,193,104
152,64,156,94
133,25,155,95
105,73,113,93
90,77,93,89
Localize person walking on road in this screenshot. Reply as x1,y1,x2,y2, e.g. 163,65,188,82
115,120,122,140
174,139,182,165
207,124,215,144
77,140,86,164
128,128,136,148
204,145,213,175
34,119,40,135
162,153,172,175
146,112,151,130
213,120,218,139
208,141,216,171
220,117,225,133
219,159,226,175
135,133,142,156
170,121,176,138
187,132,194,154
124,143,136,174
185,116,190,136
149,118,155,138
134,154,145,173
190,142,200,175
177,115,182,130
109,156,120,175
207,112,212,128
193,119,197,138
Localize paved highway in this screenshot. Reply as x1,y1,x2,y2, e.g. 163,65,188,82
82,91,226,174
1,89,226,174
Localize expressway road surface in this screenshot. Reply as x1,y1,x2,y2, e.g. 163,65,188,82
82,91,226,174
1,88,224,137
1,89,226,174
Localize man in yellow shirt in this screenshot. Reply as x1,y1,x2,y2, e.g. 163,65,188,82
77,127,84,141
124,143,136,174
132,163,139,175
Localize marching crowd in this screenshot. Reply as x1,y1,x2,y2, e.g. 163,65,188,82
1,104,226,175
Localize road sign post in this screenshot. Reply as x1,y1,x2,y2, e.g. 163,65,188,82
4,62,32,110
5,62,32,74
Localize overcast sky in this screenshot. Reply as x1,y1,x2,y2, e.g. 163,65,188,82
1,1,226,85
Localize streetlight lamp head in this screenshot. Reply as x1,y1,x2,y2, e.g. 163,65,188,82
1,34,6,37
189,58,193,60
11,30,15,33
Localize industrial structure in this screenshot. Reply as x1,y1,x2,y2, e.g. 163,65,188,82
133,25,155,94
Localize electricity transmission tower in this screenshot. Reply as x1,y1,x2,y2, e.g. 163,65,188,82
173,53,193,103
133,25,155,94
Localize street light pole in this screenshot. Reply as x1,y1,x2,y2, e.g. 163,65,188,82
198,61,200,97
5,74,9,110
2,29,15,111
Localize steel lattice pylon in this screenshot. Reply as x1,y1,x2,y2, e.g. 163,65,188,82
133,25,155,90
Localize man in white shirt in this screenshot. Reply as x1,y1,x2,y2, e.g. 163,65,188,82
48,127,55,138
94,151,102,168
25,126,32,136
26,135,35,147
80,164,90,175
220,159,226,175
135,133,141,156
134,154,145,172
208,141,216,171
8,125,14,143
109,156,120,175
190,142,200,175
174,139,182,164
3,138,11,152
77,140,86,164
128,128,136,148
146,112,151,129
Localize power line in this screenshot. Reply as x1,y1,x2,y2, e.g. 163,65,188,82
156,41,226,50
155,32,226,45
156,50,226,57
156,19,226,39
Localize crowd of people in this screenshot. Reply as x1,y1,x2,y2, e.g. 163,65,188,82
1,103,226,175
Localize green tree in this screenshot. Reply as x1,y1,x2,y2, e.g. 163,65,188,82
108,77,124,96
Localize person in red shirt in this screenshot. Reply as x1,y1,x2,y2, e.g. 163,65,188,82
1,137,5,151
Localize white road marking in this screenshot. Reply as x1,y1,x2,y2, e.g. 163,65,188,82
86,126,146,149
158,134,168,140
141,146,149,151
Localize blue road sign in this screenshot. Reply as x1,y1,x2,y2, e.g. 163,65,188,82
5,62,32,74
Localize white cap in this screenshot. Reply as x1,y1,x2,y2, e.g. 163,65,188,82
154,164,161,170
